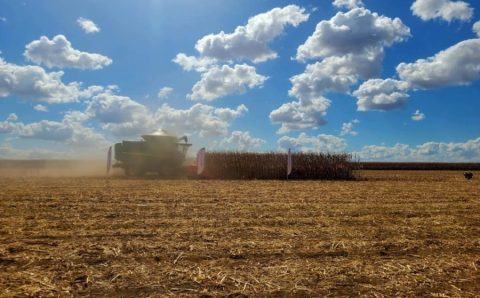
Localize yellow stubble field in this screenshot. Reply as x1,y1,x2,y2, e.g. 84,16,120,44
0,171,479,297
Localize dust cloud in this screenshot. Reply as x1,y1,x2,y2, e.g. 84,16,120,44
0,160,111,177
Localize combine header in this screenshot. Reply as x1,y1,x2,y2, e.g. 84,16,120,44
113,131,191,176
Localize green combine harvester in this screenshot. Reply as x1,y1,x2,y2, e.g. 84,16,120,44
113,131,192,176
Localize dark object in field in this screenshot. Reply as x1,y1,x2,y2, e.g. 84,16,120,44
113,130,191,177
464,172,473,180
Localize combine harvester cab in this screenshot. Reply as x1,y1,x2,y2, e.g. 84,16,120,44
113,131,191,177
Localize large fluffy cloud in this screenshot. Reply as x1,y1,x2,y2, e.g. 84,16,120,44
0,57,82,103
220,131,266,151
155,103,248,137
189,64,268,101
174,6,307,101
85,92,154,137
332,0,364,9
17,120,74,141
270,97,330,134
474,21,480,37
2,88,249,154
271,7,409,132
296,8,410,61
357,33,480,111
172,54,217,72
84,91,248,137
77,17,100,34
0,114,19,134
86,93,149,124
289,53,383,100
0,112,110,152
193,5,309,63
353,79,411,111
278,133,347,152
24,35,112,70
397,39,480,89
411,0,473,22
355,137,480,161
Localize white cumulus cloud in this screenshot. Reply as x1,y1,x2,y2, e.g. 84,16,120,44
189,64,268,101
412,110,426,121
289,54,383,100
84,90,248,138
272,7,410,133
173,54,218,72
194,5,309,63
6,113,18,122
85,91,157,137
411,0,473,22
296,8,410,61
1,84,252,156
0,114,20,134
158,87,173,99
0,111,110,153
359,34,480,112
278,133,347,152
269,97,331,134
174,6,307,104
77,17,100,34
155,103,247,137
354,79,411,111
474,21,480,37
34,104,48,112
397,39,480,89
354,137,480,161
17,120,74,141
220,131,266,151
24,35,112,70
0,57,82,103
332,0,364,9
340,119,360,136
86,92,149,125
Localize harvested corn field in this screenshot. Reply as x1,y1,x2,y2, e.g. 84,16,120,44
1,171,480,297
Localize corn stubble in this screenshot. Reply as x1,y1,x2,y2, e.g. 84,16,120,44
203,152,358,180
0,171,479,297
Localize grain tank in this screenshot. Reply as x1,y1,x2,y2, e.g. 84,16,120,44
113,130,191,176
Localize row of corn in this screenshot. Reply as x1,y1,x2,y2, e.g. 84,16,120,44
202,152,358,180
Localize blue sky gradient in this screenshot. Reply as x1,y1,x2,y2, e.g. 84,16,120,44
1,0,479,160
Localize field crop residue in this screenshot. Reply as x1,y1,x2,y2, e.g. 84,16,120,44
0,171,479,297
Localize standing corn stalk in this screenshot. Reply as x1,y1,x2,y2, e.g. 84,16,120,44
202,151,358,180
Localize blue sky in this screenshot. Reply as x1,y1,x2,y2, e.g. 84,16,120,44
1,0,479,161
